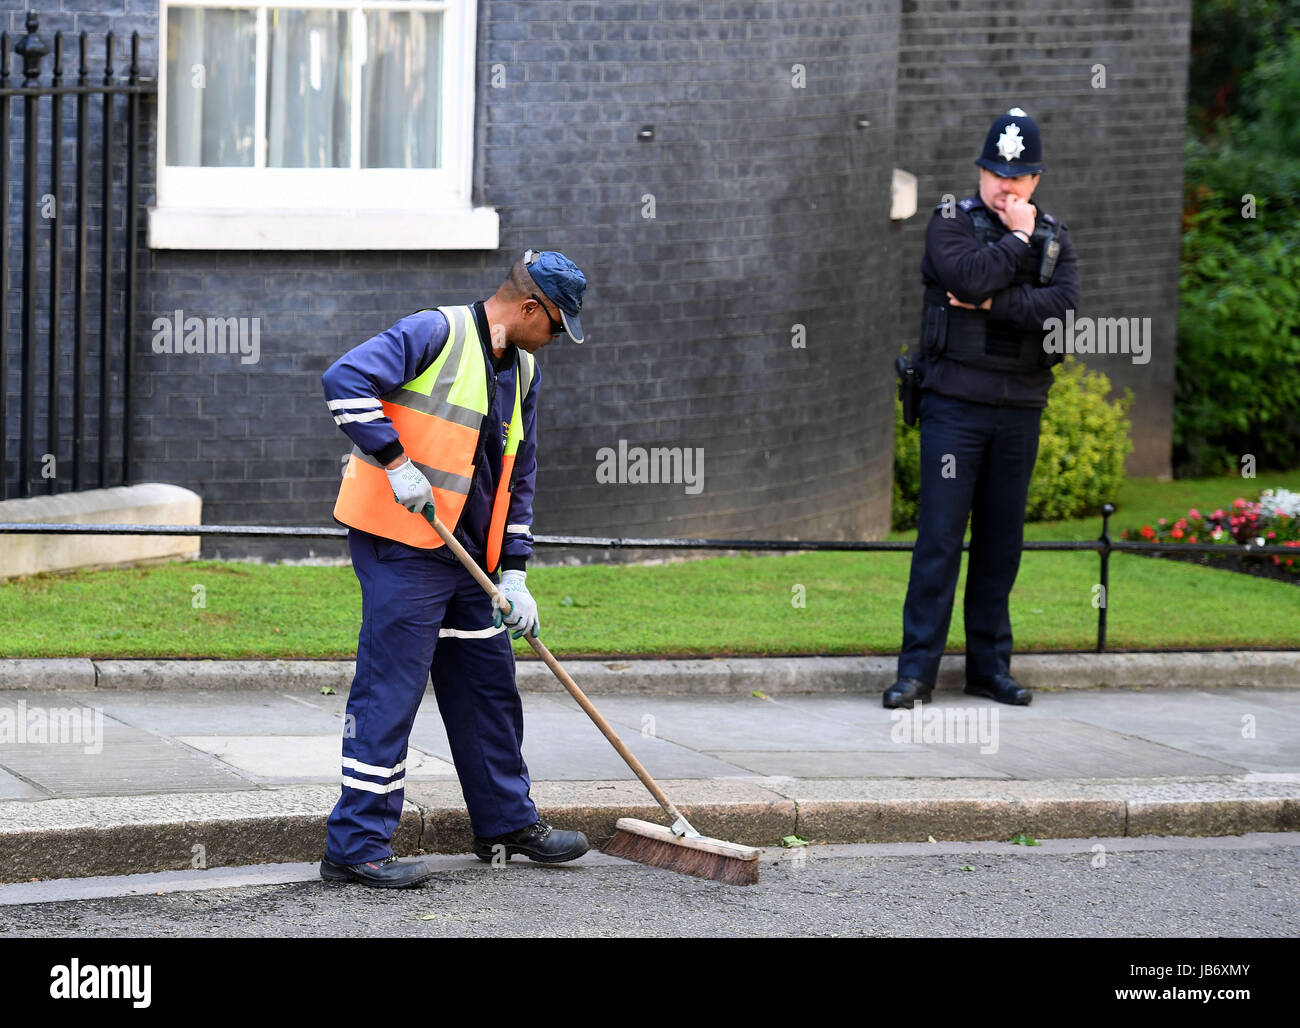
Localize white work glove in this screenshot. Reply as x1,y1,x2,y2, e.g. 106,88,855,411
386,458,434,514
493,569,539,640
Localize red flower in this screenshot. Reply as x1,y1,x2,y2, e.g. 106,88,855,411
1234,498,1247,509
1188,536,1198,544
1140,525,1156,540
1170,527,1184,539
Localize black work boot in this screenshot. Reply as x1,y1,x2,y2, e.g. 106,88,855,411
473,819,590,864
965,673,1032,706
882,677,934,709
320,854,437,888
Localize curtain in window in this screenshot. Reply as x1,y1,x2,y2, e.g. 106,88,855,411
361,10,442,169
267,8,351,168
167,5,443,172
166,7,257,167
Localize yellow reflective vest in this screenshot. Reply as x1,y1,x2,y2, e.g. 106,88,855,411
333,305,534,571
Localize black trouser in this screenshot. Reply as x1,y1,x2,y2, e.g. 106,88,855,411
897,390,1042,685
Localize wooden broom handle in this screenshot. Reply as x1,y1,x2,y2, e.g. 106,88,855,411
422,507,688,827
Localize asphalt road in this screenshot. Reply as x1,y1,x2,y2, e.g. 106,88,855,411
1,834,1296,938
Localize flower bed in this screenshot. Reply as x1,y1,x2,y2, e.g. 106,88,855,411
1120,488,1300,582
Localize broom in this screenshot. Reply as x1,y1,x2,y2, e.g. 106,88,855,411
419,504,760,885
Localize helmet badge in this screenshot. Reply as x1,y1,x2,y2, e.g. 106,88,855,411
996,123,1026,162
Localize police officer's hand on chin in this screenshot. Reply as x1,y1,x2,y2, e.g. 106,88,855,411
993,192,1037,236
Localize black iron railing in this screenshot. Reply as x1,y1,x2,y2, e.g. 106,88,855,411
1,12,154,499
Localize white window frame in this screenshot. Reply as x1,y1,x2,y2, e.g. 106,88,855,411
149,0,498,250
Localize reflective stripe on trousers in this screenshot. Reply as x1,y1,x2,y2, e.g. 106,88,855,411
324,529,539,864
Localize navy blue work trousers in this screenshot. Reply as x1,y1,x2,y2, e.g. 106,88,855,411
897,390,1042,686
324,529,538,865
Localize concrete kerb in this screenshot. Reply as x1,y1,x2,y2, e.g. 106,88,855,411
3,778,1299,883
91,659,357,692
0,659,97,691
1,651,1299,693
0,787,421,883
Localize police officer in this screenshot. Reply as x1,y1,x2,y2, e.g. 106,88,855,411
319,251,592,886
884,108,1081,710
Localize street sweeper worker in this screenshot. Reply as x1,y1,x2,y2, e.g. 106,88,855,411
318,250,591,888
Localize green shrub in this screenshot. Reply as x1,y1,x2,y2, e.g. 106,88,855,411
891,357,1132,530
1176,28,1300,476
1175,204,1300,476
891,398,922,530
1027,359,1134,520
1187,0,1300,135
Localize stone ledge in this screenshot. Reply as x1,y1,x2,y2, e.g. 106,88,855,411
0,483,202,579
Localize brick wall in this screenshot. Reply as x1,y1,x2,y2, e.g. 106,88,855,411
2,0,1188,559
480,0,899,548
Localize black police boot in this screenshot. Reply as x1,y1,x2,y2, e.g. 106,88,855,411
319,853,437,888
882,677,934,709
473,819,590,864
965,673,1032,706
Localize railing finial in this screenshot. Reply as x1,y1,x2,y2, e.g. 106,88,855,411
14,10,49,86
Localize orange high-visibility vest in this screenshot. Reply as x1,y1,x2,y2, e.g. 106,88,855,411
333,305,535,571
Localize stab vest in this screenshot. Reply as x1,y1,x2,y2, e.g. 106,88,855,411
921,196,1062,374
333,305,535,572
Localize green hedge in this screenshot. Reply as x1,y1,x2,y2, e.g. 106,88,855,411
892,357,1132,530
1175,208,1300,476
1176,27,1300,476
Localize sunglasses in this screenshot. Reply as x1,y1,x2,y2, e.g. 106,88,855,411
529,293,564,336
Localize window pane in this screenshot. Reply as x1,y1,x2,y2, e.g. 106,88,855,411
361,10,443,169
166,6,257,167
267,9,352,169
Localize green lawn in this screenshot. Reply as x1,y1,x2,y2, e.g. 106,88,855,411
2,472,1296,659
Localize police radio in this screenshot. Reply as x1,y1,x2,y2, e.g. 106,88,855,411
1038,222,1061,285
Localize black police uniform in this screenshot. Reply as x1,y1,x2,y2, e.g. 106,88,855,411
887,109,1081,708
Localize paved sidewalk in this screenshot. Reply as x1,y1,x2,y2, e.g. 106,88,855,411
2,679,1298,881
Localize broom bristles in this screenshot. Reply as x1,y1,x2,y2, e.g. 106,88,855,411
603,818,760,886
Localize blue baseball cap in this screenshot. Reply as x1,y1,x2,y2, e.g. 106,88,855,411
524,249,587,343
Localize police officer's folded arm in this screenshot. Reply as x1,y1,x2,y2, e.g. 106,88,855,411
926,208,1025,305
985,230,1081,330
